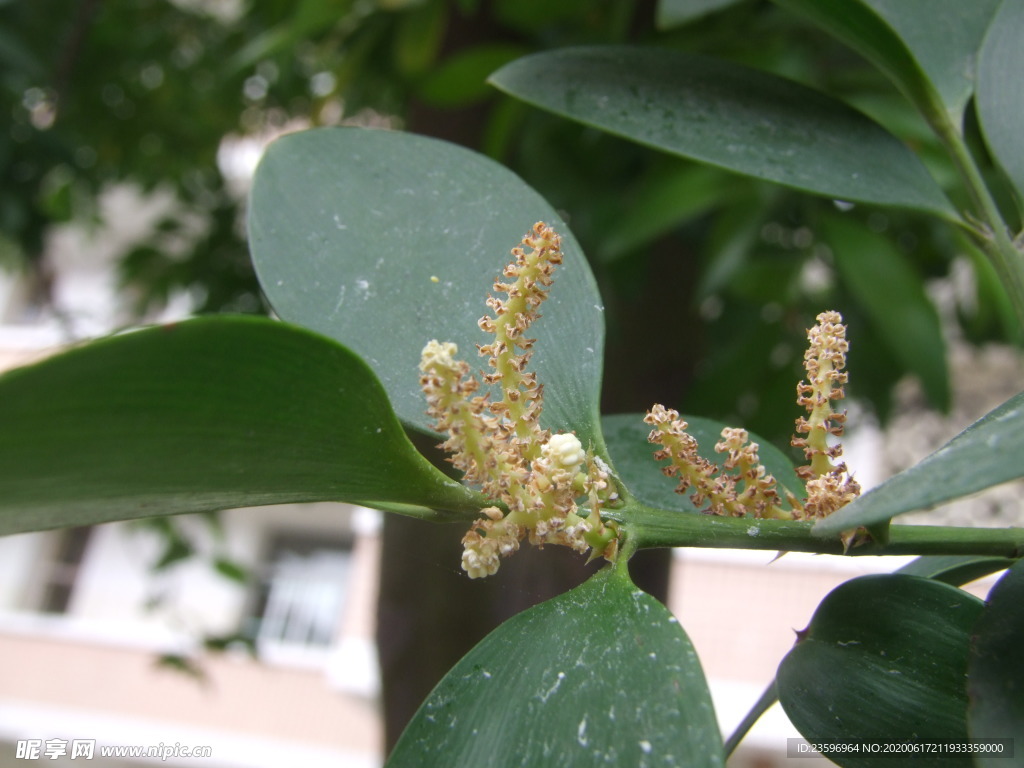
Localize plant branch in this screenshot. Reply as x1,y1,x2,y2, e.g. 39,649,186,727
724,678,779,756
932,117,1024,332
611,501,1024,558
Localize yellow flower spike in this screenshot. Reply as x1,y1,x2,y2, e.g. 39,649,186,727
715,427,785,518
792,310,850,479
419,340,496,490
420,223,622,578
478,222,562,457
790,311,861,521
644,405,742,516
645,310,859,523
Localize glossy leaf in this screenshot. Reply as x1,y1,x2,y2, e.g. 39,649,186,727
248,127,606,450
977,0,1024,209
656,0,743,28
778,574,984,767
602,413,804,514
897,555,1014,587
814,389,1024,535
775,0,999,122
822,213,950,410
386,565,724,768
0,316,483,536
968,560,1024,765
489,46,957,220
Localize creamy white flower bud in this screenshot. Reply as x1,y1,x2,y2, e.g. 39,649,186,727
544,433,585,469
419,339,459,371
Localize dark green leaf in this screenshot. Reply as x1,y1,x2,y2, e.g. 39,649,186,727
214,557,250,584
814,390,1024,535
489,46,957,220
418,44,529,107
695,190,769,297
977,0,1024,209
155,654,206,683
0,316,483,536
154,535,194,571
249,127,607,451
602,413,804,515
822,213,950,410
860,0,1000,120
778,574,984,767
598,163,736,262
775,0,999,123
656,0,744,29
386,565,724,768
967,560,1024,766
897,555,1014,587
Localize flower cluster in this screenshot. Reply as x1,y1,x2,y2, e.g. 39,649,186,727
791,311,861,517
645,311,860,521
420,223,619,579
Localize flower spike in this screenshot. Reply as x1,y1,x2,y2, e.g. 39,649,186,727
420,223,620,578
645,310,859,523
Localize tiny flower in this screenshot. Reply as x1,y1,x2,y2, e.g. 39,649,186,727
544,433,586,469
419,339,460,372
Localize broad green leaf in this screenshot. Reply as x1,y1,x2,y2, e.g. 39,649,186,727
489,46,957,221
386,565,724,768
0,316,483,536
968,560,1024,766
897,555,1014,587
859,0,1000,120
775,0,999,123
822,213,950,410
977,0,1024,209
656,0,743,29
248,127,606,451
814,390,1024,535
778,574,984,767
602,413,804,515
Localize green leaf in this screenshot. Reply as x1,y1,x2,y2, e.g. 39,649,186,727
821,213,950,410
418,44,529,107
778,574,984,767
386,565,724,768
814,390,1024,535
597,162,737,262
897,555,1014,587
214,557,250,584
489,46,957,221
967,560,1024,765
977,0,1024,210
248,127,607,451
656,0,743,29
602,413,804,515
775,0,1000,123
0,316,482,536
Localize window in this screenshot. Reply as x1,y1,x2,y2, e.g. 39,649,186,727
246,532,353,663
